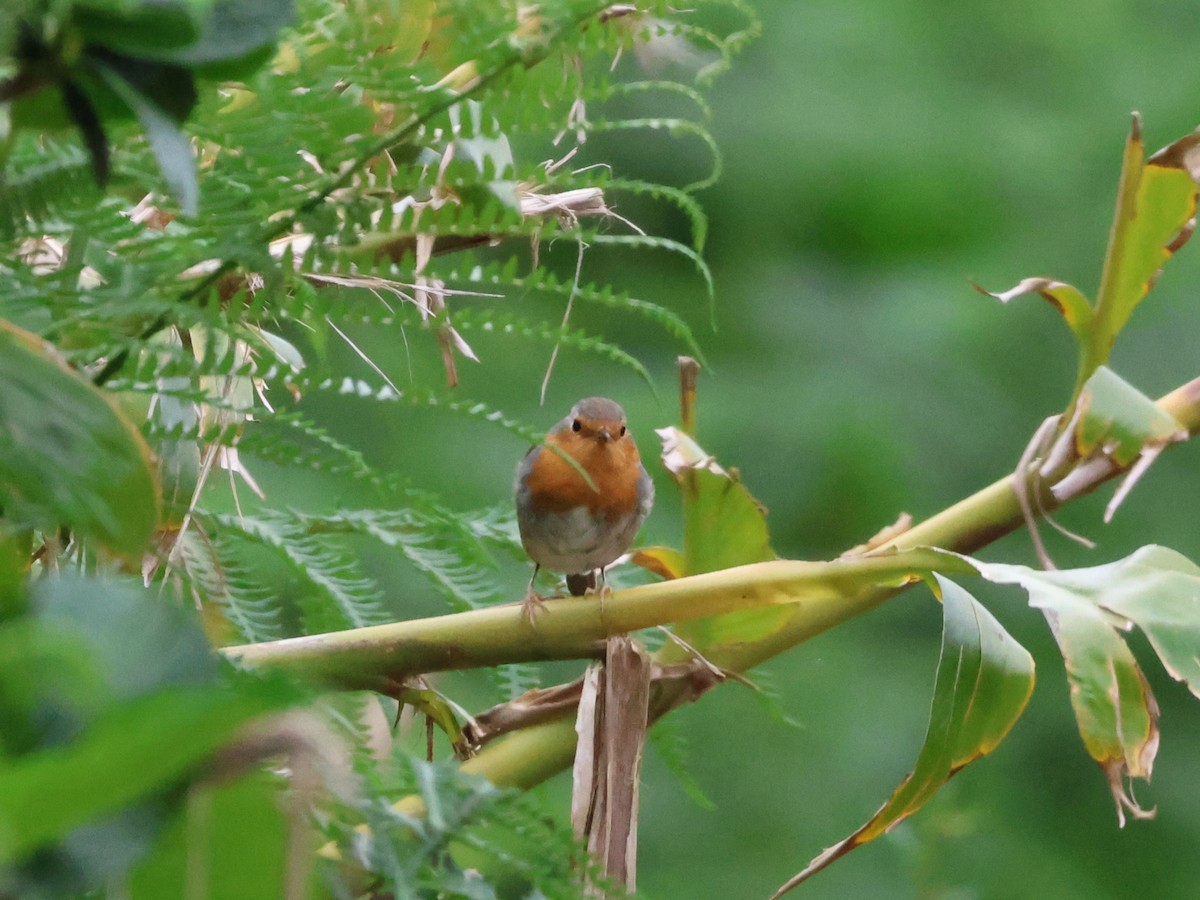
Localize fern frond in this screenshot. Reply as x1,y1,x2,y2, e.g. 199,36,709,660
649,718,716,810
589,117,722,193
215,512,392,632
450,309,656,391
306,377,544,445
604,177,709,252
291,509,509,613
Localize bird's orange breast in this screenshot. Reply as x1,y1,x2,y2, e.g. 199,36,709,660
525,432,642,519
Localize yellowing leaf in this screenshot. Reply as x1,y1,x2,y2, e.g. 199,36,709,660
773,576,1034,896
0,321,159,559
964,547,1200,825
1092,121,1200,368
630,546,684,580
978,120,1200,400
974,277,1093,340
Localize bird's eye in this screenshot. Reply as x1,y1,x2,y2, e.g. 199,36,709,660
619,425,627,436
572,419,582,432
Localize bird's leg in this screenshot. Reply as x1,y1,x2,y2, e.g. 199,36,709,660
595,567,613,622
521,564,548,625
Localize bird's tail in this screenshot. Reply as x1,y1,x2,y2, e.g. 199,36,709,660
566,571,596,597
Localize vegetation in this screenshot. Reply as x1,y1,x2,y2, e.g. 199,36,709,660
2,1,1199,897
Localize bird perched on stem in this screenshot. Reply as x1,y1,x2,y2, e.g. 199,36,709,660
515,397,654,617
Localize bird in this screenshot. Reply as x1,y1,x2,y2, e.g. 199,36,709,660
514,397,654,617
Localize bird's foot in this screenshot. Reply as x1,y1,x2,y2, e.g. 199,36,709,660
588,581,614,624
521,587,549,627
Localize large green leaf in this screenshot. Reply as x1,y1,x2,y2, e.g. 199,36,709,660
129,771,315,900
968,545,1200,824
0,685,279,865
0,321,159,560
160,0,295,66
772,575,1034,896
71,1,202,59
0,574,300,873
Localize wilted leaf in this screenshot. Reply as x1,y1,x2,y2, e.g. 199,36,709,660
0,320,159,559
964,547,1200,824
974,277,1093,340
977,120,1200,394
773,575,1034,895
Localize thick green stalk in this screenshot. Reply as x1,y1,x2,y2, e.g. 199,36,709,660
224,550,961,686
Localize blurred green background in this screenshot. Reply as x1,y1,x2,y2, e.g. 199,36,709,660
281,2,1200,896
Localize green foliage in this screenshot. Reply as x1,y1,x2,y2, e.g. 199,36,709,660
4,0,295,208
3,0,1200,897
0,319,158,559
0,574,301,895
773,575,1036,896
0,0,749,895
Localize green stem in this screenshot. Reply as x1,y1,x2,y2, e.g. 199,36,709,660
224,549,962,685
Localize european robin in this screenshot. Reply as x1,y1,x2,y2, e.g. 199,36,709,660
515,397,654,614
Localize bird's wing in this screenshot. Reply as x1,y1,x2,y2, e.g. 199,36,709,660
636,463,655,518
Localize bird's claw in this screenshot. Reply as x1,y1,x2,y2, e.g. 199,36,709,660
521,588,549,627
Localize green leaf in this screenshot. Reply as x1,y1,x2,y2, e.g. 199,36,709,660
129,771,313,900
164,0,295,67
35,574,219,696
772,575,1034,896
1090,546,1200,697
0,320,159,560
90,58,199,215
1090,119,1200,376
0,618,102,759
1073,366,1186,465
0,684,281,866
0,529,25,622
964,546,1200,824
658,426,778,646
657,427,772,575
71,2,202,59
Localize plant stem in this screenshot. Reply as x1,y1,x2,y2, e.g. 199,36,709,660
224,549,963,685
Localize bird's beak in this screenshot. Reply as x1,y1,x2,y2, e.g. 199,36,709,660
596,428,612,443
